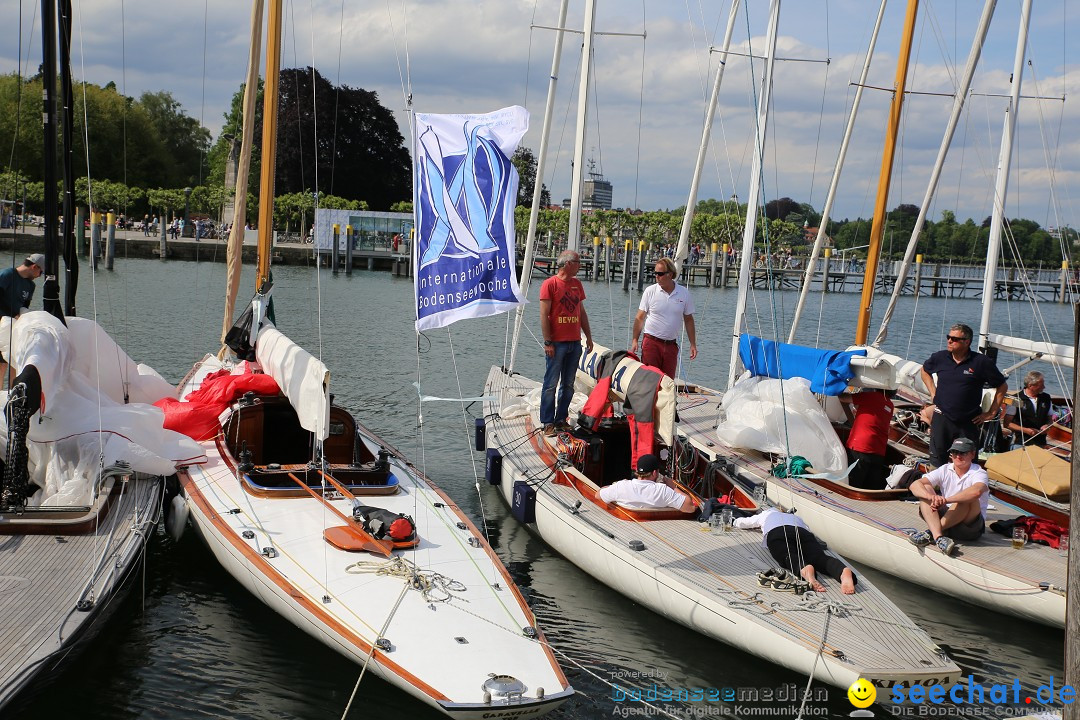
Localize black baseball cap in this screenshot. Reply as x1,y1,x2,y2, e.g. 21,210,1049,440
636,454,660,474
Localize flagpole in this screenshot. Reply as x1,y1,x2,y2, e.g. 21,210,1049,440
508,0,570,373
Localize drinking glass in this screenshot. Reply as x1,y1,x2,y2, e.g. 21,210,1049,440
1059,534,1070,557
1011,527,1027,550
720,508,734,532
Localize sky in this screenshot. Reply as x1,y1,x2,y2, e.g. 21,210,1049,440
1,0,1076,231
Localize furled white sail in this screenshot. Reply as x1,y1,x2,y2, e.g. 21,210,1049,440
0,311,205,506
255,322,330,439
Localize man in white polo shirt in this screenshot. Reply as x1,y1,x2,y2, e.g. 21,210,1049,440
907,436,989,556
630,257,697,378
598,454,695,512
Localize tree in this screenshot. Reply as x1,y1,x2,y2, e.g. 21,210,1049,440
138,90,212,187
764,197,800,221
511,146,549,207
262,67,410,210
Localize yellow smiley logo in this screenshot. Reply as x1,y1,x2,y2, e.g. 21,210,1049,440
847,678,876,708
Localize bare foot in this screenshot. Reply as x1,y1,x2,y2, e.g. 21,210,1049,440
800,565,827,593
840,567,856,595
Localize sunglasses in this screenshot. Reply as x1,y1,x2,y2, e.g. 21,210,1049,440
946,335,969,343
948,449,972,456
654,270,671,277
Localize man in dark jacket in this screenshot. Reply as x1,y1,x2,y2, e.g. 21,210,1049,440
1004,370,1052,448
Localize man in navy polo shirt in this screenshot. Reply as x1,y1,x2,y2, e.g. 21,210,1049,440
920,323,1007,467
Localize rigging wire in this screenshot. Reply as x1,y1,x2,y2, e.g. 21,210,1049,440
631,0,646,210
329,0,346,194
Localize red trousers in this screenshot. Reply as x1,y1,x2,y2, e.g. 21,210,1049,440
641,334,678,378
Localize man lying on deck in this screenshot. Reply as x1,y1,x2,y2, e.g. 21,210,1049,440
906,436,988,557
598,454,695,513
735,507,858,594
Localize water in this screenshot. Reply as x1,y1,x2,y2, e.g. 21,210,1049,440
10,257,1073,719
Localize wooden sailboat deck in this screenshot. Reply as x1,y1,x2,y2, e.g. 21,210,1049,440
0,476,160,707
487,368,958,682
675,387,1067,606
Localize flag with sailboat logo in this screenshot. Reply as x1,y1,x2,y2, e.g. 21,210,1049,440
413,106,529,331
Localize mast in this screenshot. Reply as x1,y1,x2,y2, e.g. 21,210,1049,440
221,0,265,348
59,0,77,317
872,0,998,347
565,0,598,254
977,0,1032,353
40,0,63,321
255,0,283,291
673,0,741,275
508,0,570,373
853,0,918,347
787,0,887,343
727,0,781,390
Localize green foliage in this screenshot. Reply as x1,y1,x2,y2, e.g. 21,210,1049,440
0,72,210,192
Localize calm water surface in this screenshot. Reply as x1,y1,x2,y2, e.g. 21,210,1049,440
11,255,1072,719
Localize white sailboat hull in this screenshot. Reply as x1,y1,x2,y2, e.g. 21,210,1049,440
176,358,570,719
675,384,1066,629
484,365,959,692
764,480,1066,627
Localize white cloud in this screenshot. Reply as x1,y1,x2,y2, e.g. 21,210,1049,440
0,0,1075,228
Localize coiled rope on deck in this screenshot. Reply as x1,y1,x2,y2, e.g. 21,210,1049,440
345,555,467,604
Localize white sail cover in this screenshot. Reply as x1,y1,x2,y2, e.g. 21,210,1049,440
255,323,330,440
413,106,529,331
716,375,847,474
847,345,929,396
0,312,206,506
575,343,677,447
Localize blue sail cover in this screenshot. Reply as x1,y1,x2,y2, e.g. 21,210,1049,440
738,334,866,396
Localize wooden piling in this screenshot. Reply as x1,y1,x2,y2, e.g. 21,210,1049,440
75,206,87,256
89,210,101,269
621,239,632,291
914,254,923,296
822,248,831,293
332,224,340,275
345,225,354,276
636,242,648,292
105,212,116,270
1060,260,1069,303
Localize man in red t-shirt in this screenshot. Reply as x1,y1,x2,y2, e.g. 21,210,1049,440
841,389,894,490
539,250,593,436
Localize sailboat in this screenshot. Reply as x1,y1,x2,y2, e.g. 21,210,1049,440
674,0,1068,628
0,1,201,709
478,0,959,694
168,2,570,717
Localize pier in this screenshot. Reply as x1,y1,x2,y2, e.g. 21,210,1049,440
1,227,1073,302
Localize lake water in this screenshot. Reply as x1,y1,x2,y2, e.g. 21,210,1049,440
9,256,1073,719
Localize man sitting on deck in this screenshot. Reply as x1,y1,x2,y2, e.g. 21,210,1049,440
598,454,695,513
907,436,988,557
735,507,857,594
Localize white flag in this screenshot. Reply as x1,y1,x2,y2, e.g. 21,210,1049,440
413,106,529,331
